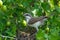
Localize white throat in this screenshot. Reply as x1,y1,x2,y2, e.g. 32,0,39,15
25,16,31,23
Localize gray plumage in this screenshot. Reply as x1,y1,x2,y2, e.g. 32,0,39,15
24,13,48,31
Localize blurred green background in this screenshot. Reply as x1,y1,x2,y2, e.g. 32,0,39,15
0,0,60,40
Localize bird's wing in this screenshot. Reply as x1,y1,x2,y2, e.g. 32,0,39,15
28,17,40,24
28,16,48,24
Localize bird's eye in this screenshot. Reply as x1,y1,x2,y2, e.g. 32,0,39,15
26,14,29,16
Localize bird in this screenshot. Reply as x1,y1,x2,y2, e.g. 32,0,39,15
24,13,48,32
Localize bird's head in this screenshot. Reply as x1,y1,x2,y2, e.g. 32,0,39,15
24,13,32,20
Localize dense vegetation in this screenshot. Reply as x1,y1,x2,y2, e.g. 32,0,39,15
0,0,60,40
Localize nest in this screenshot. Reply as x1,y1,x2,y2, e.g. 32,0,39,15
16,27,37,40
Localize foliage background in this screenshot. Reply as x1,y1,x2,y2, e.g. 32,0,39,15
0,0,60,40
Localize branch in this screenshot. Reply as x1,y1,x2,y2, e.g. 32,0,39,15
0,35,16,39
